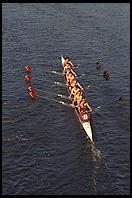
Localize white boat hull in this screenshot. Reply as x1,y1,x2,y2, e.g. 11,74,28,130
61,55,93,142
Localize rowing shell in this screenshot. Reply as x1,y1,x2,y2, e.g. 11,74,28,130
61,55,93,142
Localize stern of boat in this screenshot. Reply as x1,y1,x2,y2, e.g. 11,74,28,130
82,122,93,142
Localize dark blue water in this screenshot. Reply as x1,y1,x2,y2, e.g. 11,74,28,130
2,3,130,195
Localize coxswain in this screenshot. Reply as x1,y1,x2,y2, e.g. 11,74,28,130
69,79,84,92
78,98,93,113
63,57,74,67
24,65,31,72
79,109,91,122
71,91,83,108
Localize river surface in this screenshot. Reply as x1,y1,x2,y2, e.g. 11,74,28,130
2,3,130,195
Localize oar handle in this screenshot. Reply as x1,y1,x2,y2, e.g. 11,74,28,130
59,101,74,108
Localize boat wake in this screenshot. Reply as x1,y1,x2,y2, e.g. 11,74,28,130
91,145,101,160
85,141,102,161
88,141,110,174
83,140,112,194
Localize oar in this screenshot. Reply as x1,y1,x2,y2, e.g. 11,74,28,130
35,88,71,100
32,71,110,91
86,71,110,89
33,67,88,79
33,68,63,76
33,77,67,87
31,65,100,80
86,78,109,89
36,94,74,108
72,64,81,68
32,65,97,79
33,77,104,91
79,69,102,78
93,96,125,112
86,78,105,89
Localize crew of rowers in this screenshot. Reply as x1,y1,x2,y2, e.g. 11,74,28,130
62,57,93,113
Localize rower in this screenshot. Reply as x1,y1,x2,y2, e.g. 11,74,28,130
69,79,84,92
63,63,71,74
66,68,71,79
64,64,77,76
66,72,75,86
63,57,74,67
71,91,83,108
69,86,80,99
78,98,93,113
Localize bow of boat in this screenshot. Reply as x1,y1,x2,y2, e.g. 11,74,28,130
61,55,65,65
